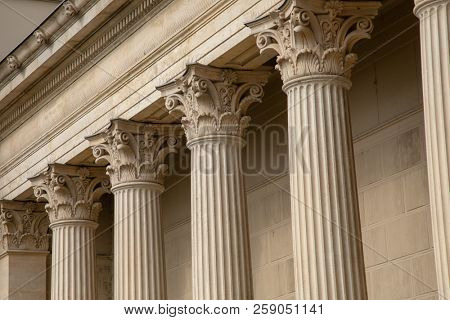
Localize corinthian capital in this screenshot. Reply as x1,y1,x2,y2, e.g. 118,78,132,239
157,64,270,142
86,119,182,187
247,0,381,82
29,164,111,225
0,200,50,251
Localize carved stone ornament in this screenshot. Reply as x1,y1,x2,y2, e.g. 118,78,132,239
86,119,183,187
157,64,270,142
29,164,111,225
62,1,78,17
6,55,20,70
33,29,47,45
246,0,381,82
0,200,50,251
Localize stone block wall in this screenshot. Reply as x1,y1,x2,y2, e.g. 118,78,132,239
247,177,295,299
350,37,436,299
354,117,437,299
162,177,192,300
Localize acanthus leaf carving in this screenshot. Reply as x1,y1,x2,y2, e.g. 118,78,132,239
87,119,183,187
157,64,269,142
0,200,50,251
249,0,381,82
29,164,111,224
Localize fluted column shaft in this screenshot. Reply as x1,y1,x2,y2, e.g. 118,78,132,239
284,76,366,299
112,182,166,300
415,0,450,299
51,220,97,300
190,136,252,300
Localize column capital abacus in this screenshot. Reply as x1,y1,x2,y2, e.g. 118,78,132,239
157,64,270,142
86,119,183,188
246,0,381,82
29,164,111,225
0,200,50,252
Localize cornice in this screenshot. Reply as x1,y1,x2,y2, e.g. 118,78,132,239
0,0,92,85
0,0,169,142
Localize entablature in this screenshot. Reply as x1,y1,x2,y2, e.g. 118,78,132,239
0,0,281,201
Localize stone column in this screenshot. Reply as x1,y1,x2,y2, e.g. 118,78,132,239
414,0,450,300
248,0,380,299
87,119,182,300
30,164,110,300
158,64,269,299
0,200,50,300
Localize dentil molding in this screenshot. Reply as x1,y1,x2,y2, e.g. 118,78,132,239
29,164,111,224
246,0,381,82
87,119,183,187
0,200,50,252
157,64,270,142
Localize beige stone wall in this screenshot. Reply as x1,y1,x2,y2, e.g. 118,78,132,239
355,115,437,299
164,222,192,300
247,177,295,299
95,194,114,300
351,39,437,299
162,177,192,300
0,254,8,299
0,252,48,300
244,76,294,299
